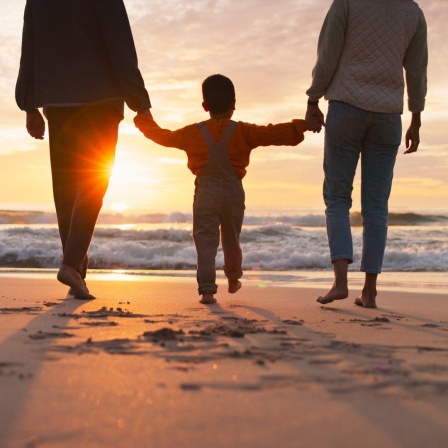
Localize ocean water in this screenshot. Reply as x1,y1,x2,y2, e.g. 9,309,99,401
0,210,447,274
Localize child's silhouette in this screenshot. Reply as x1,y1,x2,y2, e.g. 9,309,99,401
135,74,313,304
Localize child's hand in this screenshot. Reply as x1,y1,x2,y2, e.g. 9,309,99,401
134,112,156,138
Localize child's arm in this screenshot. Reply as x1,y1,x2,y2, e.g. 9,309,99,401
134,114,188,149
242,119,310,149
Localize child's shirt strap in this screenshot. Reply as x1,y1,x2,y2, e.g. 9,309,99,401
197,120,238,179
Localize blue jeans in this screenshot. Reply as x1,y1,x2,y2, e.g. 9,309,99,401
324,101,402,274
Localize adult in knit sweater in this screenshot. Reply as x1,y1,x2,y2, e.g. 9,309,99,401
306,0,427,308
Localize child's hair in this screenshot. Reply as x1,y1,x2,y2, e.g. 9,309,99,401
202,74,235,114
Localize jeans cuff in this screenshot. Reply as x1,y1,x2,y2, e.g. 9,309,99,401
360,268,381,274
198,283,218,295
223,266,243,282
330,256,353,264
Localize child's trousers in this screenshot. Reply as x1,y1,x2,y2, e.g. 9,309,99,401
193,176,244,295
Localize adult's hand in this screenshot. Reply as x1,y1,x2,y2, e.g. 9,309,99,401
26,109,45,140
305,104,325,133
404,112,421,154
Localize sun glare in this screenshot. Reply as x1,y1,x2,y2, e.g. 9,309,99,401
110,202,129,213
110,162,140,184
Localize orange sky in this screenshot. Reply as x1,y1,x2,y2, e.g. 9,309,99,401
0,0,446,215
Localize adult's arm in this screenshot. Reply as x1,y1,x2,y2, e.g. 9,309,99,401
93,0,151,112
403,10,428,113
305,0,349,102
16,1,45,139
403,9,427,154
15,0,36,112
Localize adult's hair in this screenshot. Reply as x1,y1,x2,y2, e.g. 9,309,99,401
202,74,235,114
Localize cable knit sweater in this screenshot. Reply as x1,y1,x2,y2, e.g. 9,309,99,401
306,0,427,113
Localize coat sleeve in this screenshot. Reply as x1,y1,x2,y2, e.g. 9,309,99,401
16,0,36,112
93,0,151,112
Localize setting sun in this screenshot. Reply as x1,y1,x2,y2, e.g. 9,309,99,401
109,202,129,213
109,158,150,186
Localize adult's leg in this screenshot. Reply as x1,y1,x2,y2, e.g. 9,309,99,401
47,107,79,259
317,259,349,304
318,101,366,304
48,104,120,298
221,180,244,293
356,113,401,308
61,104,120,272
48,107,92,298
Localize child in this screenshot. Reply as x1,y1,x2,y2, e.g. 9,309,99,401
135,74,313,304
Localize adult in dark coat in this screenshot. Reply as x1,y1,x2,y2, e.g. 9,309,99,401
16,0,152,299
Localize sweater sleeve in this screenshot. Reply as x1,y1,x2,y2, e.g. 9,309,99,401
15,0,36,112
403,9,428,113
242,119,307,150
134,115,190,149
93,0,151,112
306,0,349,101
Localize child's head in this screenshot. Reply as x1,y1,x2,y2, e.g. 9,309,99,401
202,74,235,116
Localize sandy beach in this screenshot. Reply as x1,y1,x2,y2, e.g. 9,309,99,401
1,271,448,448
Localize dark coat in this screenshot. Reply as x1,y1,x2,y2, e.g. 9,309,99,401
16,0,151,114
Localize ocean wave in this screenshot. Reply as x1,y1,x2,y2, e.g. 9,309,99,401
351,211,448,226
1,209,447,227
0,225,446,272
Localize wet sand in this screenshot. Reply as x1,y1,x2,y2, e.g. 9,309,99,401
1,274,448,448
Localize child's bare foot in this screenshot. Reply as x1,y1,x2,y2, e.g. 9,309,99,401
228,280,242,294
57,265,95,300
317,283,348,304
67,279,90,298
354,291,377,308
200,294,217,305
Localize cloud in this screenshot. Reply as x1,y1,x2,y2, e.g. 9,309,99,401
0,0,446,211
128,0,328,124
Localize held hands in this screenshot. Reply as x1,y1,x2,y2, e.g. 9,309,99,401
26,109,45,140
305,104,325,133
134,109,154,137
137,108,153,118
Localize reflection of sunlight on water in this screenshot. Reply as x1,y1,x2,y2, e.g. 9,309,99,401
95,270,135,282
1,269,447,294
110,224,137,231
247,275,267,289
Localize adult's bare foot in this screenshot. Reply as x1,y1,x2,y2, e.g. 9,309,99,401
200,294,217,305
354,294,377,308
228,280,242,294
57,265,95,300
317,283,348,304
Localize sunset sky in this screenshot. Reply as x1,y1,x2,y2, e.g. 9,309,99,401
0,0,446,215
